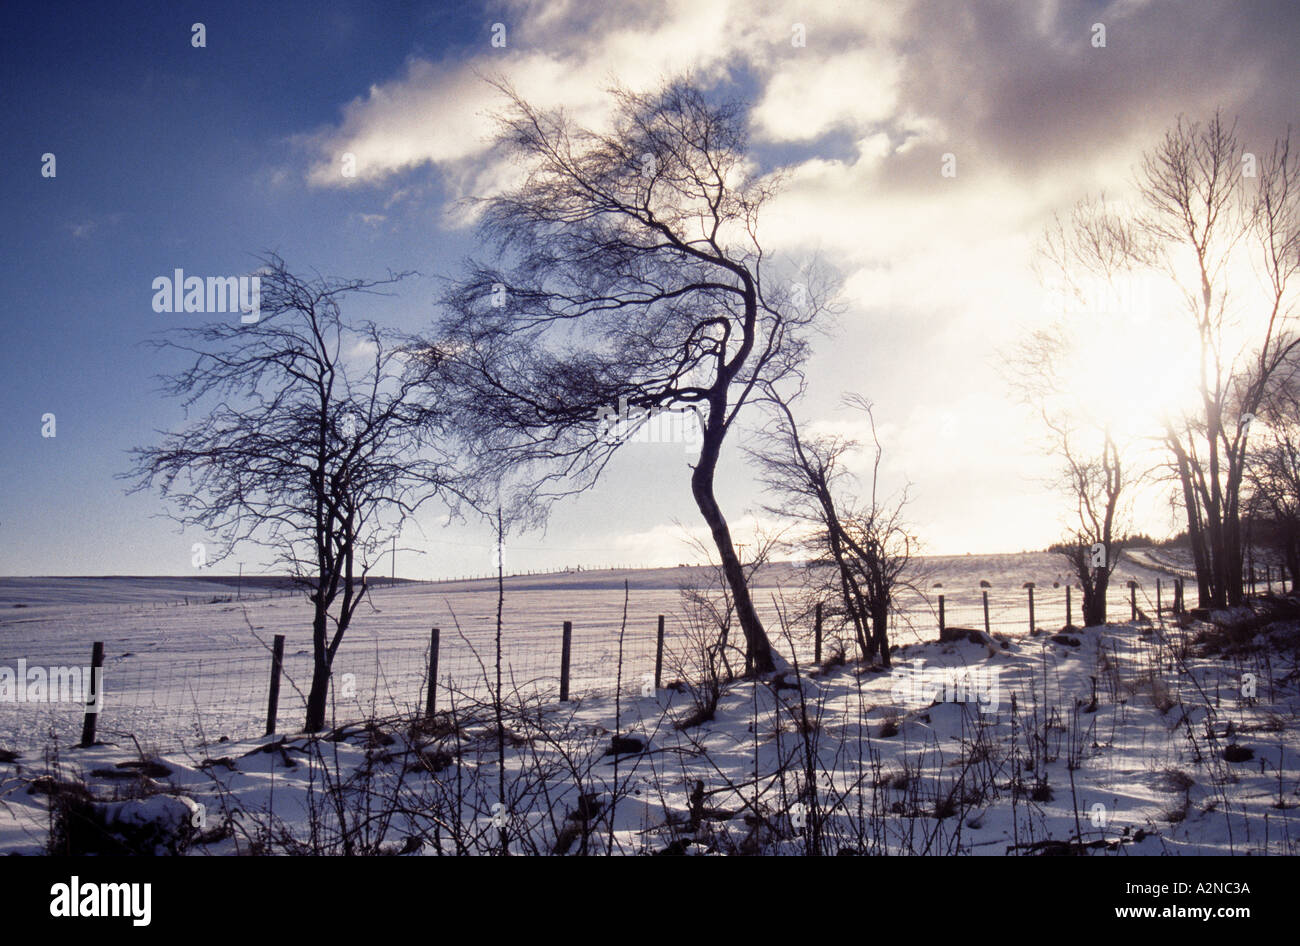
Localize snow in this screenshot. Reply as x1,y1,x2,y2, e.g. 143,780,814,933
0,553,1295,855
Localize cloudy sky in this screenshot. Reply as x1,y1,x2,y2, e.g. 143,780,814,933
2,0,1297,577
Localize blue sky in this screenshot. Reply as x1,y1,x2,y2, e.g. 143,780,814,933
2,0,1298,577
0,1,480,575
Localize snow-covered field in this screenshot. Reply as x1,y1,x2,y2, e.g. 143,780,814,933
0,553,1180,751
1,551,1296,855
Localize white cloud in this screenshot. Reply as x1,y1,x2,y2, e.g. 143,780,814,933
292,0,1300,553
751,48,901,142
301,0,762,191
302,60,497,187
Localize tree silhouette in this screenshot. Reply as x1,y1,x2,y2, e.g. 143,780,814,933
126,254,469,731
752,388,915,666
432,77,836,672
1137,115,1298,607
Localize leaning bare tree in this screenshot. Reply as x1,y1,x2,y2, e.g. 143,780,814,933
751,387,914,667
126,255,467,731
431,77,835,673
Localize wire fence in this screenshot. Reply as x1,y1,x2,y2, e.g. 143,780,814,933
0,623,668,754
0,576,1200,755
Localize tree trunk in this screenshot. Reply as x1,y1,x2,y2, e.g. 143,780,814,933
304,606,332,733
1084,570,1109,626
1206,513,1229,609
828,531,870,661
870,604,890,669
1224,511,1244,606
691,425,775,674
1287,536,1300,593
1170,439,1213,606
838,571,870,662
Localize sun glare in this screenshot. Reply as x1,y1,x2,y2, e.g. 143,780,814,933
1044,274,1208,438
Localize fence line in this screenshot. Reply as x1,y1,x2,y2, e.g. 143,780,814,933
3,579,1221,754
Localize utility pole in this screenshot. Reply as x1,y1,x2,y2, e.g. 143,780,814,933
237,562,242,600
391,535,396,587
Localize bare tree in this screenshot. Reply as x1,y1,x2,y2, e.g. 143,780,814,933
1135,114,1300,607
432,76,836,673
751,389,915,667
126,255,468,732
1046,417,1129,626
1245,379,1300,591
1024,117,1300,608
1014,198,1140,625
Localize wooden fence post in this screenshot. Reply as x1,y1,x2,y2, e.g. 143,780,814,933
1066,585,1072,628
654,615,665,690
265,634,285,736
425,627,440,717
1156,579,1163,628
79,641,104,747
1025,583,1035,633
814,602,823,665
982,590,990,636
559,621,573,702
938,594,945,636
1128,581,1137,622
